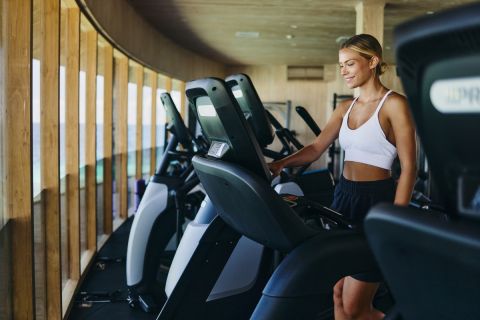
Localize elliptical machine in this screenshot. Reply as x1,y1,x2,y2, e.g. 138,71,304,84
365,3,480,319
126,92,207,312
149,77,378,320
225,73,335,205
183,77,378,319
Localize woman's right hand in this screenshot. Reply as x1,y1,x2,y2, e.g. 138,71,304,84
268,161,285,177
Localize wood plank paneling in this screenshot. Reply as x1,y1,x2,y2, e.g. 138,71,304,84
39,0,62,317
226,65,288,102
135,65,144,179
127,0,478,67
85,30,97,251
165,76,172,93
103,44,114,235
4,8,33,318
114,56,129,220
355,0,385,96
65,6,81,282
178,81,186,121
81,0,225,80
380,66,404,94
356,0,385,46
150,72,157,176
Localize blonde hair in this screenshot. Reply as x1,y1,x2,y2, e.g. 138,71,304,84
340,34,387,76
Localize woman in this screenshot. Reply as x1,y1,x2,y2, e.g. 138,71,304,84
269,34,416,320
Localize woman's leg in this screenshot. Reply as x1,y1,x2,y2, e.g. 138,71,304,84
333,276,384,320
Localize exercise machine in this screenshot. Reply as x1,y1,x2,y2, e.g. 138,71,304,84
365,3,480,319
226,73,335,205
172,77,379,319
126,92,207,312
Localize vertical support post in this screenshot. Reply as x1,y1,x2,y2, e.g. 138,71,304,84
165,77,172,93
115,56,129,220
355,0,385,46
355,0,385,97
40,0,62,317
85,30,97,252
179,81,186,123
5,0,34,318
103,44,113,235
65,6,80,282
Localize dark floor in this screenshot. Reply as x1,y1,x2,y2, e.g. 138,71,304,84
66,216,393,320
68,217,156,320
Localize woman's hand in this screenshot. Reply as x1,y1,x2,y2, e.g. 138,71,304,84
268,161,285,177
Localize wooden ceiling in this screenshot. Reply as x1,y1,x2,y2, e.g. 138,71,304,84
128,0,476,66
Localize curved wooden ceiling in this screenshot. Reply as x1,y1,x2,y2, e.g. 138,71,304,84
129,0,476,66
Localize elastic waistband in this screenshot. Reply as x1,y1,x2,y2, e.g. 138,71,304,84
338,175,395,195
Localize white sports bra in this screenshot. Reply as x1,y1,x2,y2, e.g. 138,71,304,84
338,90,397,170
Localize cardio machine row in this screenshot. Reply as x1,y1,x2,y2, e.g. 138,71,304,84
125,72,339,315
129,3,480,318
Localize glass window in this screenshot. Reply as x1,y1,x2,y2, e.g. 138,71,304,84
59,63,68,290
96,69,105,244
32,57,47,318
32,59,42,198
127,78,137,216
156,88,167,169
32,1,46,315
127,82,137,178
155,74,168,169
79,28,87,264
142,84,151,177
96,74,104,180
171,88,181,112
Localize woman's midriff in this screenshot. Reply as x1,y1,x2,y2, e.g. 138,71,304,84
342,161,391,181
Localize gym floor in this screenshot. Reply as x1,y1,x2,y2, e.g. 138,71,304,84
68,218,156,320
66,215,393,320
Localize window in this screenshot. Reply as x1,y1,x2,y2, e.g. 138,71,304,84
156,75,168,168
142,83,152,177
127,81,137,178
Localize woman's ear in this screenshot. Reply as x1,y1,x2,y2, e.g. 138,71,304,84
369,56,380,70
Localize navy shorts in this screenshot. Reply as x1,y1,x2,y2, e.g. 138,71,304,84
330,175,395,282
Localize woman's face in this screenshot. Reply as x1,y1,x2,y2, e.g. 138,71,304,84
338,48,374,89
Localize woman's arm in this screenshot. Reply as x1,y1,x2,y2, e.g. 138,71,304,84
387,95,417,206
268,101,350,176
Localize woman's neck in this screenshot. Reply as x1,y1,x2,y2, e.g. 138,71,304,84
357,78,387,103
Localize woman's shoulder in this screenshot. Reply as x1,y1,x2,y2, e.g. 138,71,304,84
384,91,412,119
384,91,409,110
387,90,407,100
336,98,355,115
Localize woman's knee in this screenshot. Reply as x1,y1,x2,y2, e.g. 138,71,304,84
342,297,368,318
333,278,345,305
341,278,379,318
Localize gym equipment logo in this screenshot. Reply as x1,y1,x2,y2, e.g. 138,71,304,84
430,76,480,113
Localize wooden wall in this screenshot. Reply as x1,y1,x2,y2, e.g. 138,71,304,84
80,0,226,81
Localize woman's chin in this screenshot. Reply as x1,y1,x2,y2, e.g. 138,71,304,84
345,82,356,89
